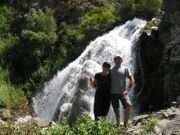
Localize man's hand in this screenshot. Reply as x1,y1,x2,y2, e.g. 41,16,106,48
123,90,129,95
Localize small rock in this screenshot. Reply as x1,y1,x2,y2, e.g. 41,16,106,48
171,101,177,107
171,107,176,112
163,109,176,118
154,119,170,134
0,108,12,120
32,117,51,128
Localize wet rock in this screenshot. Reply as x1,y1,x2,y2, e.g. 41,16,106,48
133,114,150,126
163,108,176,118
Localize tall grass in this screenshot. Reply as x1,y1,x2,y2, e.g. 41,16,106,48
0,67,24,109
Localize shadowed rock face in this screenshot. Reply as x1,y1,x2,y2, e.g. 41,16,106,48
139,0,180,112
68,76,91,124
139,30,166,112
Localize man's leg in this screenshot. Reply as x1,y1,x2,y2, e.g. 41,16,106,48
115,111,120,126
111,94,120,127
124,104,131,127
121,95,132,128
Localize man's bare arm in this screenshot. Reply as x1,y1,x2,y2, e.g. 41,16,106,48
123,75,135,95
127,75,135,92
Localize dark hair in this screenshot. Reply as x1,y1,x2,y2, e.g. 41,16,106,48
102,62,111,68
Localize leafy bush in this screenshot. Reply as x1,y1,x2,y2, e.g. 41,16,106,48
0,114,126,135
137,0,163,13
144,20,156,32
80,4,117,32
42,114,123,135
0,5,18,57
117,0,136,20
0,83,24,109
0,5,12,35
136,0,163,18
116,0,163,20
41,119,73,135
21,8,57,44
72,114,122,135
142,116,157,133
62,25,84,45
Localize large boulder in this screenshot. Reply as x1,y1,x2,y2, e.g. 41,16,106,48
139,0,180,112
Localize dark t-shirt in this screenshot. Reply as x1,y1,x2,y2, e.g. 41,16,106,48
95,73,111,95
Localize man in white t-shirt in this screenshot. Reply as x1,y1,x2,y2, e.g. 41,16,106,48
110,55,135,128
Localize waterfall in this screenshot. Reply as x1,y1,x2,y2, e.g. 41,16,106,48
32,18,146,122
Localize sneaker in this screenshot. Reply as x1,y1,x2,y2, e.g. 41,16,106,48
122,126,128,130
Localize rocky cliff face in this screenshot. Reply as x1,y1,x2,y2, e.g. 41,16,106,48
139,0,180,112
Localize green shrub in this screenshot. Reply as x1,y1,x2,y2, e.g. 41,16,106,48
0,5,18,57
0,83,24,109
73,114,97,135
0,114,125,135
0,67,9,81
80,5,117,32
0,5,12,35
117,0,136,20
24,46,67,91
72,114,122,135
144,20,156,33
21,8,57,44
41,119,73,135
0,67,24,109
142,116,157,133
62,25,84,45
136,0,163,17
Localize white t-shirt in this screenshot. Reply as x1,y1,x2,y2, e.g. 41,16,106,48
110,66,132,94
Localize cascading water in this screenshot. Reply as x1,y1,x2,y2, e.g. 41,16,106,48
32,18,146,123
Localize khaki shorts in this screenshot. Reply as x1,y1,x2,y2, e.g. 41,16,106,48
111,94,132,112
